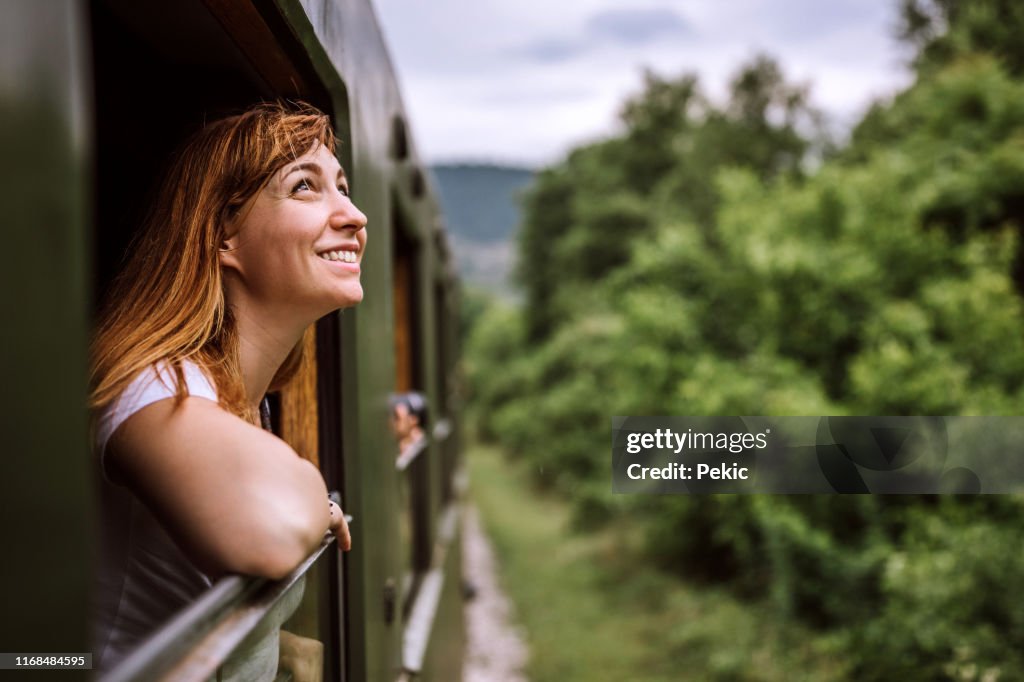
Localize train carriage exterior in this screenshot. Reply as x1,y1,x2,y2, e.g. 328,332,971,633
1,1,465,680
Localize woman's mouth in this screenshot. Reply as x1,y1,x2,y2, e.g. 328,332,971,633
317,249,358,263
316,249,360,273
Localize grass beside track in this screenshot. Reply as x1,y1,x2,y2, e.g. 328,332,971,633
467,441,847,682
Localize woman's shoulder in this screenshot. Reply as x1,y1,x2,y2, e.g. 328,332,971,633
113,359,218,416
96,359,218,465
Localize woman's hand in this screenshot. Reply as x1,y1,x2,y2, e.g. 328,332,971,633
328,500,351,551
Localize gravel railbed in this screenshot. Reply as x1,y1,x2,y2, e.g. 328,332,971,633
462,505,530,682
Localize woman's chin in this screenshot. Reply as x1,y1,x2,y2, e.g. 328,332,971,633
334,285,364,309
303,284,363,319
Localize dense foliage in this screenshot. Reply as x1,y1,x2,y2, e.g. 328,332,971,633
465,2,1024,678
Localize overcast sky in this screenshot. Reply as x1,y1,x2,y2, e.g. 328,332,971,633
371,0,915,168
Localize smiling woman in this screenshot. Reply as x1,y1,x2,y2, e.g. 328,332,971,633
88,101,361,677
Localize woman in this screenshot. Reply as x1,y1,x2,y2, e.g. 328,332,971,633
89,101,363,675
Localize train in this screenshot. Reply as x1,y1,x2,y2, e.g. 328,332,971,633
2,0,465,680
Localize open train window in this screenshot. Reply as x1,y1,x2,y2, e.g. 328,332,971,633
392,215,422,397
88,1,346,678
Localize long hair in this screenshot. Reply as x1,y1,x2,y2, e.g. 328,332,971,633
89,101,337,425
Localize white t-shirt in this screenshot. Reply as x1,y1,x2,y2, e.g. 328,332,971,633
94,361,217,477
91,361,291,680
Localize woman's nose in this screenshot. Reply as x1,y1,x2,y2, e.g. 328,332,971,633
331,194,368,231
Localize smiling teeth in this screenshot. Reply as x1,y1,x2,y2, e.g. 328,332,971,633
319,250,357,263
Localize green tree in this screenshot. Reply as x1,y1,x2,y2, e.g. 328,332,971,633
517,54,823,343
470,5,1024,677
900,0,1024,76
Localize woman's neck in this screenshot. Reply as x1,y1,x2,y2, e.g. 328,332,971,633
231,303,308,410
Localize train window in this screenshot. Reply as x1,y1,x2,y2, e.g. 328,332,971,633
391,115,410,161
410,166,427,198
393,236,419,395
90,0,333,301
89,1,346,679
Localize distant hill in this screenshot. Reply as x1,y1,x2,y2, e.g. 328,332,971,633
431,163,534,296
432,164,534,244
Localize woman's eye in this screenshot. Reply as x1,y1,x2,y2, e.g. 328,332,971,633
338,185,350,197
292,178,312,193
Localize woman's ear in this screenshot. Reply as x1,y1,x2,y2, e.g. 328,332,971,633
220,195,258,273
218,226,242,273
218,202,246,271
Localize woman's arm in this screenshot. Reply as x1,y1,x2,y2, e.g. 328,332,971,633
107,396,332,580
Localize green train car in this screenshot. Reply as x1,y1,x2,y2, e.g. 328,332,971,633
2,1,465,680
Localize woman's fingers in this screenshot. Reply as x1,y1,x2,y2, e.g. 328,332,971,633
328,501,352,551
337,515,351,551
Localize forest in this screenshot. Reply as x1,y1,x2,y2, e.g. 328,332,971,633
464,1,1024,678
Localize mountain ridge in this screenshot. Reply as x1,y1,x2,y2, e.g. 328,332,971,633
431,163,534,295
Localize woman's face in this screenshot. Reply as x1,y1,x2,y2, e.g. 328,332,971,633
221,144,368,321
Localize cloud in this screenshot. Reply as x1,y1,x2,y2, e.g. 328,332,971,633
585,7,692,46
474,84,597,106
374,0,910,165
516,37,588,64
754,0,889,42
513,5,692,64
